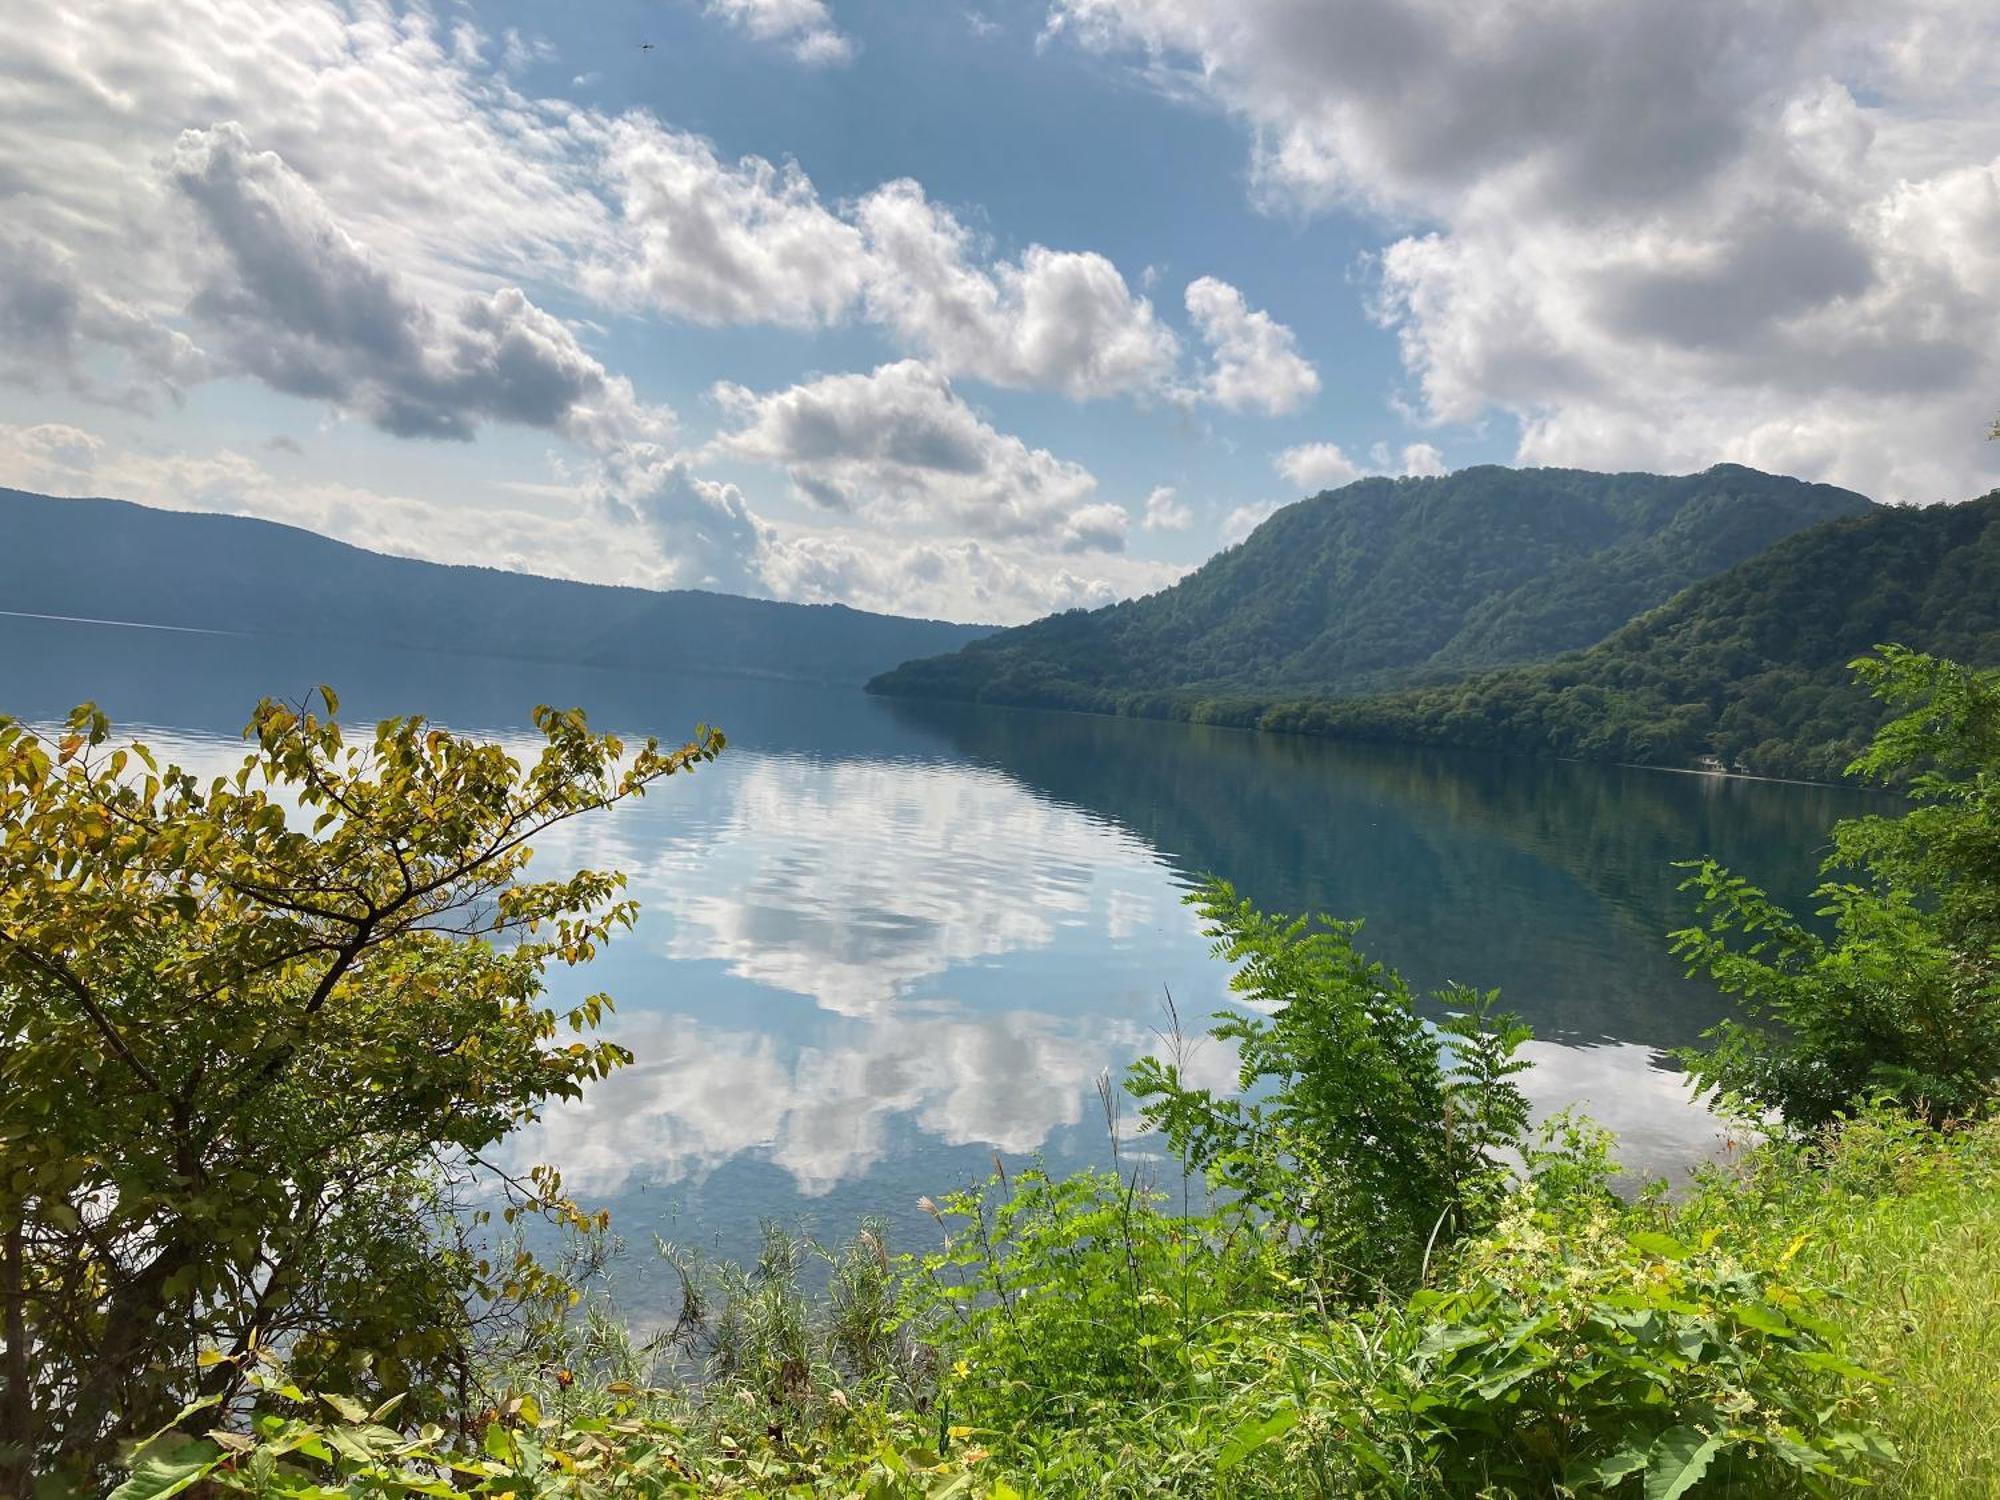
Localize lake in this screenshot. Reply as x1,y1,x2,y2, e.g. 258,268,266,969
0,611,1878,1311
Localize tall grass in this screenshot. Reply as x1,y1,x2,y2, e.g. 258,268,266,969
1676,1111,2000,1498
1809,1129,2000,1497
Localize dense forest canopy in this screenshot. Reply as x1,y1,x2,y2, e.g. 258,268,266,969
0,489,991,687
1257,493,2000,781
869,464,1871,707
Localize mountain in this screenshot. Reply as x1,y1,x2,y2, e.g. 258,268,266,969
867,464,1873,710
0,489,991,685
1255,492,2000,782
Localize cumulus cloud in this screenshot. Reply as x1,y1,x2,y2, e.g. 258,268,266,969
1049,0,2000,502
703,0,854,66
1396,441,1447,477
1274,438,1447,490
758,529,1185,621
170,123,668,448
0,0,1261,430
710,359,1127,550
3,0,612,324
1184,276,1319,414
856,181,1181,400
1141,484,1193,531
585,118,870,327
0,232,206,406
1219,499,1280,545
0,0,1239,627
1273,441,1361,492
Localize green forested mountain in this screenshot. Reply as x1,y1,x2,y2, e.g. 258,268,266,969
868,464,1871,708
1258,493,2000,781
0,489,990,685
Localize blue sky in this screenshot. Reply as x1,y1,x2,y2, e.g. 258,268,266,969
3,0,1997,622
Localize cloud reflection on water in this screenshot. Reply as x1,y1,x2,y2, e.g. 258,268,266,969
516,748,1214,1195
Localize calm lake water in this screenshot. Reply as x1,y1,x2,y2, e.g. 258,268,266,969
0,612,1880,1309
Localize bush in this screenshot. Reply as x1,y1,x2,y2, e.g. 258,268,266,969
1128,879,1533,1298
1673,648,2000,1128
1395,1204,1889,1496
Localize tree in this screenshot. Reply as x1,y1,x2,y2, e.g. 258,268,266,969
0,691,722,1486
1673,647,2000,1129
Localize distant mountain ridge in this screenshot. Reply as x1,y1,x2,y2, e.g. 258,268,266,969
1259,491,2000,782
869,464,1873,710
0,489,992,686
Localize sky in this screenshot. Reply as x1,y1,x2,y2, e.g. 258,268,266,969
3,0,1998,625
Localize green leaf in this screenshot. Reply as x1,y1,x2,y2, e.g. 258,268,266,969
106,1439,222,1500
1573,1440,1650,1488
1645,1427,1723,1500
483,1421,516,1464
1215,1405,1299,1473
1473,1357,1549,1400
1795,1350,1883,1383
320,1391,369,1423
1732,1301,1792,1336
1629,1231,1692,1261
1417,1324,1491,1357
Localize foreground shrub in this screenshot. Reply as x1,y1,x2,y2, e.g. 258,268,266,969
0,694,724,1488
902,1167,1280,1441
1674,647,2000,1129
1396,1204,1889,1496
1129,879,1533,1297
104,1368,1002,1499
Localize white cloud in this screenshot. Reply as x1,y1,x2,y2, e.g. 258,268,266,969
1141,484,1193,531
1049,0,2000,502
3,0,611,317
1273,441,1361,492
710,359,1126,550
1184,276,1319,414
1275,438,1447,490
0,233,207,408
757,529,1186,622
1398,441,1447,477
856,181,1181,400
585,117,870,327
170,123,669,448
0,0,1178,409
0,0,1281,627
702,0,854,66
1219,499,1280,545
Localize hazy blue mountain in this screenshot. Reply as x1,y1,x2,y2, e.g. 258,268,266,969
0,489,992,685
868,464,1872,710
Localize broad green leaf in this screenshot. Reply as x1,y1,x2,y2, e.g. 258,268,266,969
1572,1441,1649,1487
106,1440,221,1500
1645,1427,1723,1500
1732,1301,1792,1336
1215,1405,1299,1473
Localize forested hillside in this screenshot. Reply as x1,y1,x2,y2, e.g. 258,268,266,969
1251,494,2000,781
869,464,1871,707
0,489,991,685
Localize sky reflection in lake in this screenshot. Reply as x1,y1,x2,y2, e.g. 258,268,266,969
0,613,1880,1279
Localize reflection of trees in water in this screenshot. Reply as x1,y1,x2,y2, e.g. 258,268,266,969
880,697,1880,1051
